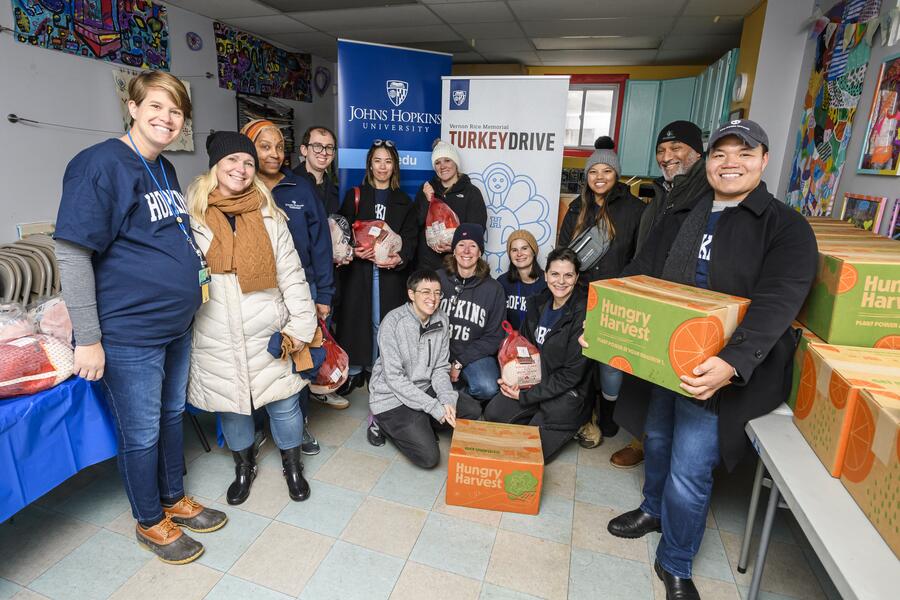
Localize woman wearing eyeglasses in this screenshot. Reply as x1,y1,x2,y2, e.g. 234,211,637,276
414,139,487,271
557,137,645,449
334,139,418,390
483,247,593,461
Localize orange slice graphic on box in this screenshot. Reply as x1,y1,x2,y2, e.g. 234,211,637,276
874,335,900,350
794,352,816,419
841,399,876,483
668,317,724,379
828,373,850,409
608,356,633,374
836,264,858,294
588,286,598,310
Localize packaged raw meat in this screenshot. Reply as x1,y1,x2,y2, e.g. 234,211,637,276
0,334,74,398
424,195,460,252
309,320,350,395
0,303,34,343
28,296,73,346
352,220,402,264
328,214,353,264
498,321,542,389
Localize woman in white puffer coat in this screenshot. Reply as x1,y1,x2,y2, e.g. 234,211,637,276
186,132,317,506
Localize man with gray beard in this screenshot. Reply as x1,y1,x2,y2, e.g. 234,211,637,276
609,120,709,469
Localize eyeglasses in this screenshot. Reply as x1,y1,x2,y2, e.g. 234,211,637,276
415,289,443,299
307,142,336,156
373,139,395,148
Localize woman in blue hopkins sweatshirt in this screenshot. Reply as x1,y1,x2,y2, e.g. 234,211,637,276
496,229,546,331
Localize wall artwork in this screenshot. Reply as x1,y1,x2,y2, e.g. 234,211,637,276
11,0,170,70
112,68,193,151
213,21,311,102
839,192,887,230
858,53,900,175
786,0,883,216
889,200,900,239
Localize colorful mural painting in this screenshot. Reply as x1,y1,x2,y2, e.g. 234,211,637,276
213,21,312,102
786,0,882,216
11,0,170,70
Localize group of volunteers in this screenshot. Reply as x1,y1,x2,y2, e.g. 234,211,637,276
55,70,818,600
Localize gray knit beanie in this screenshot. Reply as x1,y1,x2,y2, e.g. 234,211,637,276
583,136,620,176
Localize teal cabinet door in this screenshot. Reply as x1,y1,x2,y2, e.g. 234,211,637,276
648,77,697,178
619,80,660,177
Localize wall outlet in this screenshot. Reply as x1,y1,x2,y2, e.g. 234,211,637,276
17,222,55,239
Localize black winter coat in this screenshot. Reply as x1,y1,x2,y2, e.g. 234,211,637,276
293,162,341,215
615,182,818,470
334,184,418,366
557,182,646,282
518,289,594,431
415,174,487,271
636,159,710,252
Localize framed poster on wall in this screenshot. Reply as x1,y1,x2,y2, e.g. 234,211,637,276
858,53,900,176
839,193,887,231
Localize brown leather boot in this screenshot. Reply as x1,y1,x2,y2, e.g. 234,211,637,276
610,439,644,469
163,496,227,533
135,515,204,565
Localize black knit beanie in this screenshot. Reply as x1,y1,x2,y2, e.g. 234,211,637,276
656,121,704,156
206,131,259,168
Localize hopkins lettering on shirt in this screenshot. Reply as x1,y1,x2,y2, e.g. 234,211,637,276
698,233,713,261
535,325,550,345
375,203,386,220
145,189,187,223
506,294,527,312
440,296,487,331
284,200,306,211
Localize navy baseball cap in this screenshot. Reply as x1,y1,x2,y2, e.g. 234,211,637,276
708,119,769,150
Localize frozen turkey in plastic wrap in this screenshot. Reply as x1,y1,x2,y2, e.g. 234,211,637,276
29,296,73,347
0,303,35,343
498,321,541,389
328,214,354,263
352,219,402,263
424,195,459,252
0,334,74,398
309,321,349,395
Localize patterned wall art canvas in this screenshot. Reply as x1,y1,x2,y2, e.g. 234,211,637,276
839,192,887,230
113,68,193,151
11,0,170,70
858,52,900,175
213,21,312,102
786,0,883,216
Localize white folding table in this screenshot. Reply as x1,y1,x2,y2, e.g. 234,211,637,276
741,412,900,600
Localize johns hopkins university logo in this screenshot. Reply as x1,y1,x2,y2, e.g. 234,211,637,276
452,89,467,106
449,79,470,110
386,80,408,107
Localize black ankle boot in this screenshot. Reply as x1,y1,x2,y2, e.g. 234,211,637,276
280,447,310,502
598,398,620,437
226,447,257,505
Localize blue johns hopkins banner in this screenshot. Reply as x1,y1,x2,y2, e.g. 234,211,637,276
337,40,452,199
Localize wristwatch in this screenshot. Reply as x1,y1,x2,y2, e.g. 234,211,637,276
452,360,462,371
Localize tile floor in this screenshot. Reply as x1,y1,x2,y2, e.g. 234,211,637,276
1,388,841,600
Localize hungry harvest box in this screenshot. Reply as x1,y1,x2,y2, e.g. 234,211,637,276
798,247,900,347
792,344,900,477
839,388,900,558
583,276,750,395
447,419,543,515
787,322,823,411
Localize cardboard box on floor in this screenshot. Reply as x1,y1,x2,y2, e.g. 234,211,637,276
793,344,900,477
787,322,823,411
447,419,543,515
839,388,900,559
583,276,749,395
798,247,900,347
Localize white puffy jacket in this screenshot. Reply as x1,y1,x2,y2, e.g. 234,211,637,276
187,207,316,415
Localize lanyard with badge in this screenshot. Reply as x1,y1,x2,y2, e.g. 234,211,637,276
127,131,211,303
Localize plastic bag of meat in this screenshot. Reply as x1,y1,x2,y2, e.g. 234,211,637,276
28,296,73,347
424,195,460,252
0,303,35,343
0,334,74,398
352,220,402,263
328,214,353,264
498,321,542,389
309,320,349,395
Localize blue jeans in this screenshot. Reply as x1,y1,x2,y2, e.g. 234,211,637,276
640,385,720,578
220,393,303,452
101,329,191,527
462,356,501,401
598,363,624,400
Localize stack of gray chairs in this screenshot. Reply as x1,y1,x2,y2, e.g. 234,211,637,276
0,235,59,305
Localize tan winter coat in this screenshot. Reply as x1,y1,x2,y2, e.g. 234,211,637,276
187,207,316,415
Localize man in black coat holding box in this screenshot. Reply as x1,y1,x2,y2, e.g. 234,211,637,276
600,120,818,599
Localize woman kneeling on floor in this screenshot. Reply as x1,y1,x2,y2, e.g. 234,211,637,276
483,247,593,461
186,131,317,505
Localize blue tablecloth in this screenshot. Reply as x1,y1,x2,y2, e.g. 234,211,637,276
0,377,118,522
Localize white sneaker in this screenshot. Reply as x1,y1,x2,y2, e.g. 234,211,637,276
311,392,350,409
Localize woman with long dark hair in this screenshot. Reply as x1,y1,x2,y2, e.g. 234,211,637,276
497,229,546,331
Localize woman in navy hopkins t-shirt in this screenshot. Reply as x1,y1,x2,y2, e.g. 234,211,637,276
55,72,226,565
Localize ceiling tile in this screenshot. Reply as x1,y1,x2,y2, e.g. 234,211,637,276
405,41,478,53
453,22,524,38
267,31,338,47
451,52,488,63
659,34,737,51
428,2,514,24
670,16,743,35
164,0,278,19
338,25,461,44
482,51,542,64
509,0,686,20
532,36,661,51
260,0,414,10
536,49,660,66
520,19,670,37
288,5,441,30
222,15,313,35
683,0,762,17
471,38,534,52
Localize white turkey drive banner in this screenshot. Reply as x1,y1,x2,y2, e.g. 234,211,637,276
441,76,569,275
